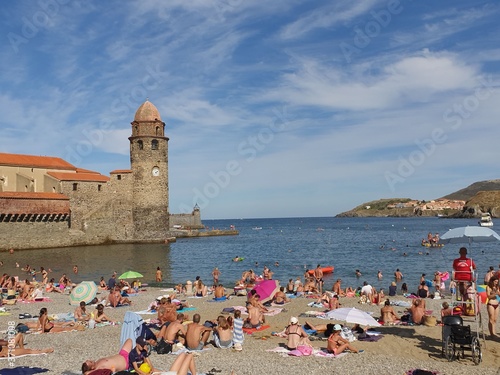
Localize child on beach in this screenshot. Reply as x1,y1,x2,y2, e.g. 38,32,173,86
449,280,457,297
232,310,244,351
441,302,452,318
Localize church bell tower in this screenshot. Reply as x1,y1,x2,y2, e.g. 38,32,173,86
129,100,169,240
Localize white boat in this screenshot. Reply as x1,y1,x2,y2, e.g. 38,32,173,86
479,213,493,227
252,227,262,230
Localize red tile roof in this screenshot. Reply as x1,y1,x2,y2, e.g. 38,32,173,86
75,168,100,174
0,192,69,200
47,171,110,182
0,152,76,170
110,169,132,174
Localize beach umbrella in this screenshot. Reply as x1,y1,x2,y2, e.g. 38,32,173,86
477,285,488,304
118,270,143,279
326,307,381,327
69,281,98,306
440,226,500,245
251,279,280,303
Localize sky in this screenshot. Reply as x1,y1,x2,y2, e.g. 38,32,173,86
1,1,500,219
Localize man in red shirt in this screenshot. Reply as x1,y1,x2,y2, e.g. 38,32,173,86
452,247,476,300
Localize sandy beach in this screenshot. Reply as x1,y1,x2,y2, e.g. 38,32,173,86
1,287,500,375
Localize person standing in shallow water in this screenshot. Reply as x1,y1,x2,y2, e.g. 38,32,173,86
156,267,162,282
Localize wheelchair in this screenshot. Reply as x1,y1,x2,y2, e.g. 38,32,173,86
442,315,482,365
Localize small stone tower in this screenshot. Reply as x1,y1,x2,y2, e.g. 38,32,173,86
129,100,169,240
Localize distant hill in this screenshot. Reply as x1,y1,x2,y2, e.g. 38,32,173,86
337,180,500,218
442,180,500,201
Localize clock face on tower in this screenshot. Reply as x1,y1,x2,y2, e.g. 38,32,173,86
152,167,160,176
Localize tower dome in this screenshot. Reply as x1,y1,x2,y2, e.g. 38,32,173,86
134,100,162,122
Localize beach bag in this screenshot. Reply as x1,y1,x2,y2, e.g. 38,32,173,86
155,338,173,354
464,300,475,316
340,327,357,342
15,323,29,333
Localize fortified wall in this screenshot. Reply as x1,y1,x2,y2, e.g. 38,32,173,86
0,100,211,251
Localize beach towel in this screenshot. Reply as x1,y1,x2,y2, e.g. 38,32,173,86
209,296,228,302
134,309,157,315
266,346,347,358
300,311,326,318
242,325,270,334
1,367,49,374
177,307,196,313
0,353,48,360
307,302,325,308
232,317,244,344
120,311,144,347
263,308,282,316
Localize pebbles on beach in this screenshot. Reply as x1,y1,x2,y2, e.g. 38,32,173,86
1,289,499,375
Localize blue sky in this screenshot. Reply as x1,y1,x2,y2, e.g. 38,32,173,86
1,1,500,219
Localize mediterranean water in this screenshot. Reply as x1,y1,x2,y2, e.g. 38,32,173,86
3,217,499,292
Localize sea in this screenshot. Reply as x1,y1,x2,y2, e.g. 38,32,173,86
2,217,499,292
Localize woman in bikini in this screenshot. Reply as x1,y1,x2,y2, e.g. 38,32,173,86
285,317,309,350
327,324,363,355
486,276,500,337
37,307,78,333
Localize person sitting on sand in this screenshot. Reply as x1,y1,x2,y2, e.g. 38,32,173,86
213,315,233,349
30,285,44,301
273,286,289,305
245,301,265,328
303,276,319,294
94,303,113,323
380,299,400,325
98,277,107,291
129,337,160,375
45,278,62,293
194,279,208,297
108,286,132,307
214,284,230,300
82,338,133,374
441,301,452,318
157,313,187,344
285,317,309,350
19,279,34,300
327,324,363,355
185,313,212,350
332,279,345,296
248,292,268,313
37,307,79,333
408,299,426,324
75,301,90,322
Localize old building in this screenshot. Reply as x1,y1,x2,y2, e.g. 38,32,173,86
0,100,202,249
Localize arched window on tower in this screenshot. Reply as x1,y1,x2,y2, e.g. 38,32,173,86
151,139,159,150
156,126,160,136
135,125,138,135
138,140,143,150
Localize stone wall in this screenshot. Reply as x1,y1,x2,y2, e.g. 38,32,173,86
170,210,203,229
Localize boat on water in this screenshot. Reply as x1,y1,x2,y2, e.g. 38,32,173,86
252,227,262,230
479,213,493,227
307,266,334,275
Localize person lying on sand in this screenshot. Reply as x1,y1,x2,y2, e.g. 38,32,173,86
0,344,54,357
82,338,133,374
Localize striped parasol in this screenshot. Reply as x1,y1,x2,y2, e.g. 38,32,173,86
69,281,98,306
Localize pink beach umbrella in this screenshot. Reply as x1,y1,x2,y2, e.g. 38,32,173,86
251,280,280,303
